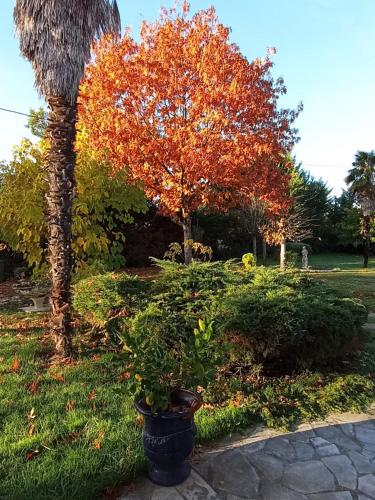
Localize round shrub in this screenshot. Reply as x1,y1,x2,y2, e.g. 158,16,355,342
242,252,256,270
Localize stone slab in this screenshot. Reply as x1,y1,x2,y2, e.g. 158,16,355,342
358,474,375,498
194,449,259,498
308,493,353,500
261,481,308,500
284,460,335,493
322,455,357,490
175,469,217,499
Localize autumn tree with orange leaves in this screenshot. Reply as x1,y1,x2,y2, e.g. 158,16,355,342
79,2,300,263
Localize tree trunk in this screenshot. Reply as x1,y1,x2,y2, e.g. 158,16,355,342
46,96,76,357
252,234,257,260
280,238,286,271
363,214,371,268
182,215,193,265
262,238,267,263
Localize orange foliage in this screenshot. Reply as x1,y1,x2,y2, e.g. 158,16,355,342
79,3,299,224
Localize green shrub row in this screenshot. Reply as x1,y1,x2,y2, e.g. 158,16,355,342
72,262,368,409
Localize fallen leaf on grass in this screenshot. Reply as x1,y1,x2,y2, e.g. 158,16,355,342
10,357,21,373
26,380,40,394
119,371,131,382
135,415,144,429
65,400,75,412
26,449,40,461
50,372,65,382
93,431,105,450
87,389,97,400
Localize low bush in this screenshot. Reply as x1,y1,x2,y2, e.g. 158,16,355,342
152,258,242,294
72,272,149,329
214,268,367,372
73,262,368,378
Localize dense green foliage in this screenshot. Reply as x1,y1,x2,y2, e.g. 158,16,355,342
72,273,149,328
215,267,367,371
0,139,146,274
120,312,222,412
74,263,368,382
345,150,375,203
289,164,331,249
286,242,312,254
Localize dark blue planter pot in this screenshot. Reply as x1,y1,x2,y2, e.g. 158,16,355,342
134,389,202,486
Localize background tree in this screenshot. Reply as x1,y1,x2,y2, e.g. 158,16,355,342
345,151,375,268
26,107,48,139
0,131,145,276
289,163,331,250
79,3,300,264
233,196,267,260
261,201,313,270
14,0,120,357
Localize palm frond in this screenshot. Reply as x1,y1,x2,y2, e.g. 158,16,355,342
14,0,121,103
345,150,375,202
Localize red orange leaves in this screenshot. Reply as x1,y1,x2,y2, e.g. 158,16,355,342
119,370,131,382
26,449,40,461
87,389,97,400
79,5,299,226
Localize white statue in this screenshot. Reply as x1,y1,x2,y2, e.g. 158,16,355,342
301,245,309,269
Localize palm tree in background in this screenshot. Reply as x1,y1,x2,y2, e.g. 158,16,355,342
14,1,120,357
345,151,375,268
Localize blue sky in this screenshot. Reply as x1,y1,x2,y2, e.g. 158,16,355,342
1,0,374,195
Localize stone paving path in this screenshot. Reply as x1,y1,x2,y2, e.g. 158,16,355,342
119,410,375,500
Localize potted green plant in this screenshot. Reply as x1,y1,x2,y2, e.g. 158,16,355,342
120,307,221,486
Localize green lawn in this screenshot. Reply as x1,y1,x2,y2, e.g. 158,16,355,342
309,252,375,270
267,252,375,309
311,270,375,310
303,253,375,310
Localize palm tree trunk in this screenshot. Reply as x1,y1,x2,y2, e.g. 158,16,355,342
280,238,286,271
182,215,193,265
363,214,371,268
46,96,76,357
